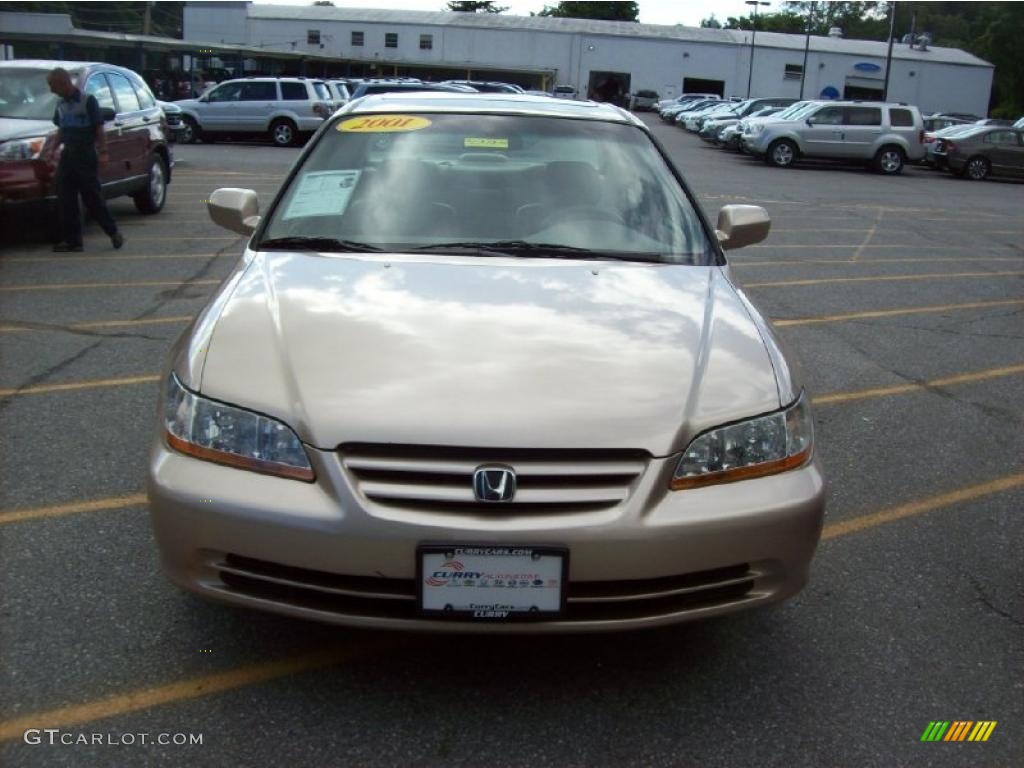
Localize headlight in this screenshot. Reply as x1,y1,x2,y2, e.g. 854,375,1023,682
750,124,764,136
670,393,813,490
0,136,47,162
164,374,314,481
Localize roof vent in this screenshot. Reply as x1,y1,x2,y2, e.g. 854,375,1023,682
916,33,931,51
828,27,843,38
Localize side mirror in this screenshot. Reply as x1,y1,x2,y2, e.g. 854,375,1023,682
806,118,815,126
208,188,260,236
101,107,116,123
716,204,771,250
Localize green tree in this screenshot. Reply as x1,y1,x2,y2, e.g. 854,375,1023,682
446,1,508,12
723,10,808,34
0,1,184,37
700,14,722,29
538,2,639,22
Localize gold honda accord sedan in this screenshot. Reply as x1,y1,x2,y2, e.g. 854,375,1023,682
148,93,825,632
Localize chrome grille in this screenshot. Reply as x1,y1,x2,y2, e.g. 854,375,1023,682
339,443,648,514
216,554,758,624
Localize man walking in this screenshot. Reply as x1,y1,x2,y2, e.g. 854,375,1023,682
47,67,124,252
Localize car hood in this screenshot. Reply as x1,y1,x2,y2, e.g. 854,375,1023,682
0,117,56,142
195,253,781,455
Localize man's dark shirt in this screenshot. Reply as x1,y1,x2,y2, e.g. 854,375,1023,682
52,89,101,155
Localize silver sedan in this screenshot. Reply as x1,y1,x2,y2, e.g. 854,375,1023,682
148,93,825,632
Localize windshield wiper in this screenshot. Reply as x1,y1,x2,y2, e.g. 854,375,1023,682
257,236,381,252
410,240,666,263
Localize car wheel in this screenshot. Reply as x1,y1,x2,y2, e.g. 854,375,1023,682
181,116,200,144
270,119,298,147
133,155,168,214
767,139,797,168
873,146,905,175
964,156,990,181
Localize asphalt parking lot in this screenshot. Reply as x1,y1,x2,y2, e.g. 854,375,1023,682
1,115,1022,767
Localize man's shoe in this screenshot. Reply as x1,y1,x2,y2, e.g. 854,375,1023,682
111,232,124,249
52,242,84,253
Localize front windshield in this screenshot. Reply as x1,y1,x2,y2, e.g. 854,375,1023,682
774,102,810,120
260,112,714,264
0,68,65,120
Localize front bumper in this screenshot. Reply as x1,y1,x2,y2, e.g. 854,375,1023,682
0,158,54,207
743,133,771,155
148,439,826,633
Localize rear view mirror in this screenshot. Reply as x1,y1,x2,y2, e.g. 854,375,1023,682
716,204,771,250
100,107,116,122
208,188,260,236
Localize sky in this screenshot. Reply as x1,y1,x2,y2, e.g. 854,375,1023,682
252,0,760,28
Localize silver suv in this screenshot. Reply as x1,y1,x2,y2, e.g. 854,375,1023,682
747,101,925,174
176,77,333,147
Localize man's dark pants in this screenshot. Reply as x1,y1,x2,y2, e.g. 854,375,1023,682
56,149,117,246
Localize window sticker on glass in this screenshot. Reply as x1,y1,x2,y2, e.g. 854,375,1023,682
282,170,361,219
338,115,432,133
464,137,509,149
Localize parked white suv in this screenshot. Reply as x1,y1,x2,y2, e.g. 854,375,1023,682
746,101,925,174
176,77,333,147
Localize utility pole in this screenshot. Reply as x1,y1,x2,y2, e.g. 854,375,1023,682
142,2,152,35
882,1,896,100
799,1,815,99
745,1,770,99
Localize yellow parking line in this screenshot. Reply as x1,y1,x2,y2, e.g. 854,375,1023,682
0,493,147,526
0,375,159,398
0,316,193,333
745,270,1024,288
773,299,1024,327
0,279,219,293
812,364,1024,406
821,473,1024,540
0,646,381,743
0,470,1020,735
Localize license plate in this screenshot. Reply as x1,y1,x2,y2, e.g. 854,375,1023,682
417,545,568,620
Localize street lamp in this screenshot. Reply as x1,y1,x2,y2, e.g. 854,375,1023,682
745,0,770,99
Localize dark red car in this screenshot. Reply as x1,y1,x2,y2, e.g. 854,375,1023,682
0,59,171,217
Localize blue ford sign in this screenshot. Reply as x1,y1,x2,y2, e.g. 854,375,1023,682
854,62,882,73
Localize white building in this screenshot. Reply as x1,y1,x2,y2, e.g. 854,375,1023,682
183,2,994,116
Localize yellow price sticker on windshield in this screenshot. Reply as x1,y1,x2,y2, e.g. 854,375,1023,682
338,115,432,133
464,137,509,149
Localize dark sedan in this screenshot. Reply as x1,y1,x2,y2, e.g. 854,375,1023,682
934,127,1024,180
